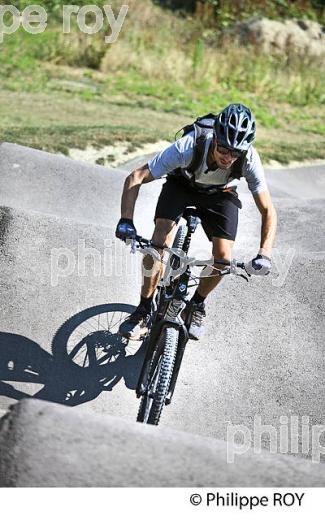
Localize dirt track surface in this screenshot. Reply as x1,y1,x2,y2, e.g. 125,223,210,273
0,142,324,479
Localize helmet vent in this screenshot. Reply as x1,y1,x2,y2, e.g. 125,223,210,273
230,114,237,127
241,117,249,130
237,131,246,144
228,127,236,143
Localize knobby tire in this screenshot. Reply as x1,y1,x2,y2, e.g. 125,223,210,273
137,327,178,425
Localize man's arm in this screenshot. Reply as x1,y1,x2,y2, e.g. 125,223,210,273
119,134,193,220
121,163,154,219
253,190,277,257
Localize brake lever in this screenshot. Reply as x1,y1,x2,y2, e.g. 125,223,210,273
242,264,251,279
236,263,251,282
237,273,250,282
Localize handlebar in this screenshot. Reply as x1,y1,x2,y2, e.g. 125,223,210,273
127,235,250,280
131,235,164,250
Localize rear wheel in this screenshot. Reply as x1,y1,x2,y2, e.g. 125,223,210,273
137,326,178,425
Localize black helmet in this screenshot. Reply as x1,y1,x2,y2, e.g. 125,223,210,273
214,103,256,151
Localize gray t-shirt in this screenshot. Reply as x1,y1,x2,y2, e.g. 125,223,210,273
148,131,267,195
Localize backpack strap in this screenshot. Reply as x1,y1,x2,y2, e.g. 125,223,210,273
173,120,212,181
186,131,207,174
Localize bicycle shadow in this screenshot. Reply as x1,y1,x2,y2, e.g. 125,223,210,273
0,304,146,407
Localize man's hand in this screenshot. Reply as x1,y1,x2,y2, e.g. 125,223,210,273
115,218,137,242
246,254,271,276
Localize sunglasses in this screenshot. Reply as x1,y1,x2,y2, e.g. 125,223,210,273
216,144,243,159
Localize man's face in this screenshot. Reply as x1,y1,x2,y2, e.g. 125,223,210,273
211,137,242,169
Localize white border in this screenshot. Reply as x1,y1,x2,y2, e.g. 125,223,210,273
0,488,323,519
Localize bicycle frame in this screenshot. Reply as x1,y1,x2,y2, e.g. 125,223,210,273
136,208,201,403
132,207,250,413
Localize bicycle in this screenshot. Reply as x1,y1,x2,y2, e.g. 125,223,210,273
126,207,250,426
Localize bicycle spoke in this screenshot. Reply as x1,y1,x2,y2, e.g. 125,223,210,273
108,311,115,329
109,312,127,330
76,322,96,335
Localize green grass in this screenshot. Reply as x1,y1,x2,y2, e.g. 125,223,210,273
0,0,324,164
0,88,187,154
1,84,324,165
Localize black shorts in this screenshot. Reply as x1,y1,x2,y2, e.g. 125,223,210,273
154,177,240,241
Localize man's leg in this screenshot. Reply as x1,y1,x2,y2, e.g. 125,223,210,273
141,177,191,300
141,218,177,298
196,237,235,298
187,237,234,340
119,218,177,340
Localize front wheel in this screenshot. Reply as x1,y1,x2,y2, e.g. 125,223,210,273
137,326,178,425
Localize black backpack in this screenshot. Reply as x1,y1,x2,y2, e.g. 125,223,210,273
174,113,245,181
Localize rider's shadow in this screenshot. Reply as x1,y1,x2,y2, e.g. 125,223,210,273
0,304,146,407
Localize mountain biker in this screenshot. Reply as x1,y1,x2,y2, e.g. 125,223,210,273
115,103,277,341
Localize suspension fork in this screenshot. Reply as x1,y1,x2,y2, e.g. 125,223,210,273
136,319,164,397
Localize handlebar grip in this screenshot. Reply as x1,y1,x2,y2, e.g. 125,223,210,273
135,235,151,247
219,268,230,276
